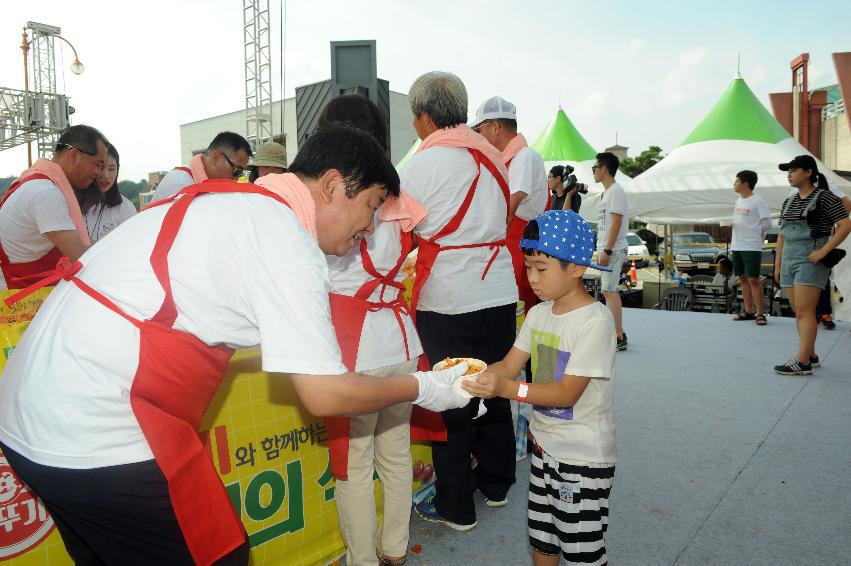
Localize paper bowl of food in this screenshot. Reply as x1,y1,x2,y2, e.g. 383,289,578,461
434,357,487,399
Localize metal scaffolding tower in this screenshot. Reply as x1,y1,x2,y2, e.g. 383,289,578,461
243,0,274,149
27,22,69,159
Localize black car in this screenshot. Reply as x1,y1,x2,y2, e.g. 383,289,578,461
658,232,723,275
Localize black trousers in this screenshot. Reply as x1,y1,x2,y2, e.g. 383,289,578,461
1,443,249,566
416,303,517,525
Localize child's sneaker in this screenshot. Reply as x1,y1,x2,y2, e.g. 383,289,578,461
414,495,477,531
774,357,812,376
820,314,836,330
810,355,820,368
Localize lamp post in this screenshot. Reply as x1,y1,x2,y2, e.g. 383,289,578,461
21,23,84,166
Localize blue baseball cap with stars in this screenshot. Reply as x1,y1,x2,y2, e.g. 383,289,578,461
519,210,612,272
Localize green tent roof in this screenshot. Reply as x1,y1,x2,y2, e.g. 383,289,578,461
680,77,790,146
531,107,598,162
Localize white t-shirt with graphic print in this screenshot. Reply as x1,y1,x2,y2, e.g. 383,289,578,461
514,300,616,466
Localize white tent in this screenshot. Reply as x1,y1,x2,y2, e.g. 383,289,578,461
630,75,851,225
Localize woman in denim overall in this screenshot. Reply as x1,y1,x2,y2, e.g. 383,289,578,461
774,157,851,375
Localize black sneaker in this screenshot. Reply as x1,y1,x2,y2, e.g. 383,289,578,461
774,357,812,376
616,333,628,351
820,315,836,330
810,355,820,368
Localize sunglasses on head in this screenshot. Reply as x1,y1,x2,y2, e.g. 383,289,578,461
56,142,96,156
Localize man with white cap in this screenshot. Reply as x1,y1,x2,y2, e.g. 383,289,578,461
471,96,548,315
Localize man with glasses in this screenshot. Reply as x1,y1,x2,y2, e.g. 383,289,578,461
0,124,108,289
470,96,547,316
593,152,630,351
152,131,252,203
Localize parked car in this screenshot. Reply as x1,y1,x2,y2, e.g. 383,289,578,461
626,232,650,268
658,232,723,275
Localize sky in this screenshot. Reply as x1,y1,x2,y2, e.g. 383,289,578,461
1,0,848,181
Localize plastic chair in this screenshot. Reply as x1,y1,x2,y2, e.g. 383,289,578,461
662,287,693,311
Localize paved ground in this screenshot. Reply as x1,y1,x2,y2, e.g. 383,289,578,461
404,308,851,565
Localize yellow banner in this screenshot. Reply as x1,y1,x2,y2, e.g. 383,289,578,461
2,346,433,565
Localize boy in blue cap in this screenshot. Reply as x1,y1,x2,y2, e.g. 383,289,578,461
463,210,617,566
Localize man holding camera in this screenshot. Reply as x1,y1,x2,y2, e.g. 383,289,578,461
593,151,630,351
471,96,548,314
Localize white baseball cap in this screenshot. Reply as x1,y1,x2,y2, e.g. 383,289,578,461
469,96,517,128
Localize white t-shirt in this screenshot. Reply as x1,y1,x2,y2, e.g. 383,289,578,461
326,217,423,372
400,147,518,314
0,178,76,290
508,146,548,221
515,301,616,465
597,182,629,252
0,193,346,469
84,196,138,242
151,168,195,203
731,194,770,251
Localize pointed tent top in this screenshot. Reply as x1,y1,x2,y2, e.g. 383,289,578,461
531,107,598,162
680,76,790,147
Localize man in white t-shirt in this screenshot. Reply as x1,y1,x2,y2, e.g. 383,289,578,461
730,170,771,324
470,95,548,315
0,124,471,565
0,125,108,289
401,72,519,532
151,131,252,203
593,152,630,351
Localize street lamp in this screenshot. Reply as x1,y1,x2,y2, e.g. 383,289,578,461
20,23,85,165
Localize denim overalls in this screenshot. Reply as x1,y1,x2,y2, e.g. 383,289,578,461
779,190,830,288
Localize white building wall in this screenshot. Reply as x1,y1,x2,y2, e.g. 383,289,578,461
180,92,416,167
821,111,851,171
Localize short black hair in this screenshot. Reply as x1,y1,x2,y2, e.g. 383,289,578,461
520,219,570,269
596,152,620,177
288,122,400,198
56,124,108,156
495,118,517,132
207,131,252,158
316,95,389,151
719,257,733,271
736,170,758,190
550,165,565,180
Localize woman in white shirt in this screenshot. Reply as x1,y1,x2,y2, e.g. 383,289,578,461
77,144,137,242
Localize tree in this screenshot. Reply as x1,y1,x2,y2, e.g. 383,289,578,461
620,146,664,178
118,179,148,210
0,176,15,193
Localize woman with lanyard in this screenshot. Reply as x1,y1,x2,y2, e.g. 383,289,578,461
773,155,850,375
313,94,426,566
77,143,137,242
547,165,581,213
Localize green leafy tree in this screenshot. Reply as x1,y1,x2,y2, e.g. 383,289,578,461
118,179,148,210
0,176,16,193
620,146,664,178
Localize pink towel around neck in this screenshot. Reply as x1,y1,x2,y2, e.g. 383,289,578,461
253,173,317,239
378,190,427,232
415,125,509,182
502,133,528,165
188,153,209,182
16,159,91,246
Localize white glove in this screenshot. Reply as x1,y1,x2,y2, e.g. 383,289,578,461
414,361,472,412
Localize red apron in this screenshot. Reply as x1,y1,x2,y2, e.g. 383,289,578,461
6,180,293,566
0,174,64,289
326,230,415,479
409,148,511,441
504,157,550,315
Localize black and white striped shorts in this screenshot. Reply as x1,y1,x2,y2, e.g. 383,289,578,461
528,441,615,566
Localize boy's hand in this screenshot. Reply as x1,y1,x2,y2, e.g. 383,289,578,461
461,371,505,399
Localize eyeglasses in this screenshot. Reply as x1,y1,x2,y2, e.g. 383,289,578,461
56,142,96,156
221,152,245,179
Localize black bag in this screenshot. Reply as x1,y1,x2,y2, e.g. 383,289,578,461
820,248,846,268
